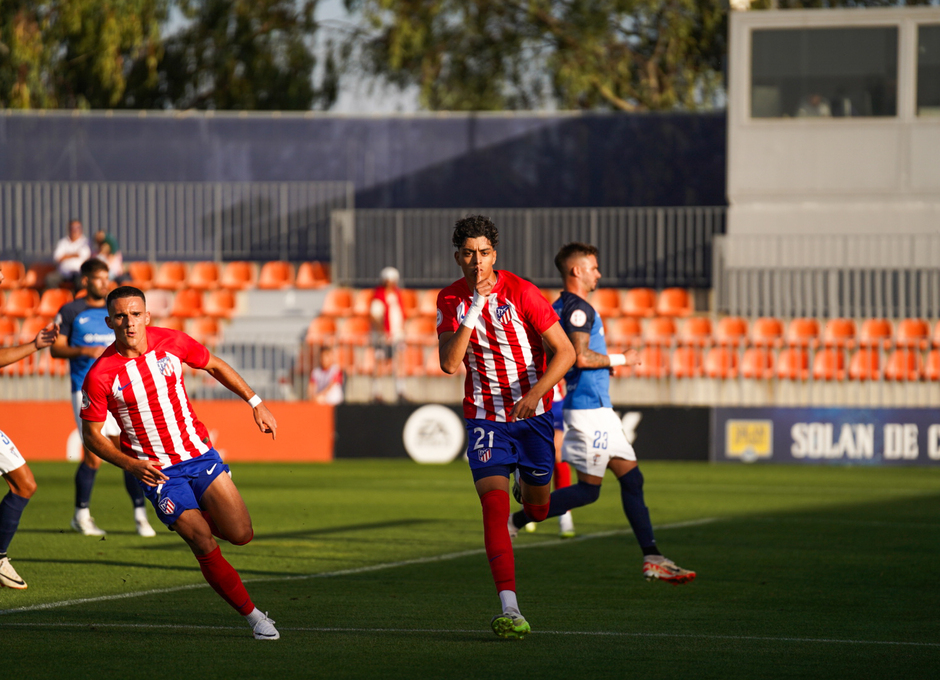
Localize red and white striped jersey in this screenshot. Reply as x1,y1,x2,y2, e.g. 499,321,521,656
437,270,558,421
80,327,212,470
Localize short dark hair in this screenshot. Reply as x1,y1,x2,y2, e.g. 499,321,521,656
80,258,109,278
106,286,146,313
452,214,499,250
554,242,598,277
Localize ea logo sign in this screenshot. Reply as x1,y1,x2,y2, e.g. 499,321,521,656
403,405,466,464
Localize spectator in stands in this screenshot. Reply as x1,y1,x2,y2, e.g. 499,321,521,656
309,346,344,405
797,92,831,117
52,220,92,288
94,230,127,282
370,267,405,401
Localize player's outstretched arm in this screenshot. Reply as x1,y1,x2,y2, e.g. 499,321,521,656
82,419,168,487
202,354,277,440
508,322,575,421
0,322,58,368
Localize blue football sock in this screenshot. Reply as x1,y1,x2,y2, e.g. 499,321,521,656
0,491,30,553
124,471,146,508
513,482,600,527
75,463,98,509
618,467,659,554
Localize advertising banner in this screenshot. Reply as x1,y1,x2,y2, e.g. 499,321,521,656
611,406,710,461
713,407,940,466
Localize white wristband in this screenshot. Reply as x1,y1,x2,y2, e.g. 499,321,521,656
248,395,262,408
460,293,486,329
609,353,627,367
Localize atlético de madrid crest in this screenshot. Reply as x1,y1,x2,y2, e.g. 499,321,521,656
158,497,176,515
156,356,174,377
477,448,492,463
496,304,512,324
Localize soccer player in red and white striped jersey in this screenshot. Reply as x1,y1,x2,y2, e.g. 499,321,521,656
437,215,575,639
80,286,281,640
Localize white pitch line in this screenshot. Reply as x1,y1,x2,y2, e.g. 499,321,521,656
1,621,937,649
0,517,717,616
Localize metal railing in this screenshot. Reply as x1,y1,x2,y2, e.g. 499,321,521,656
0,181,354,263
714,234,940,319
331,207,726,288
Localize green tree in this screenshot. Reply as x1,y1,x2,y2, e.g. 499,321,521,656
0,0,165,109
126,0,337,110
346,0,727,111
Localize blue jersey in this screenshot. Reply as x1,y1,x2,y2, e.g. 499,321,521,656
55,299,115,392
552,291,611,410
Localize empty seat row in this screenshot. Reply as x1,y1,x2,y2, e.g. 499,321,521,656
570,287,693,318
0,261,57,290
320,288,437,320
0,287,238,321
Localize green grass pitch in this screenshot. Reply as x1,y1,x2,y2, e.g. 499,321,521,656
1,460,938,679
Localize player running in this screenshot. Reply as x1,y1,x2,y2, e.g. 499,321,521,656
508,243,696,585
0,263,59,589
80,286,281,640
437,215,575,639
51,258,156,537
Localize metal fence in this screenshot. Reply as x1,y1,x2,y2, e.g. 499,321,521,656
0,181,354,263
714,234,940,319
331,207,726,288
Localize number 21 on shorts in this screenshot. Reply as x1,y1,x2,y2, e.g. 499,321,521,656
473,427,494,450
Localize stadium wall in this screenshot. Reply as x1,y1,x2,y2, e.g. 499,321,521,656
0,111,726,209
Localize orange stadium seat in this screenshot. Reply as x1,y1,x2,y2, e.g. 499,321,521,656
644,317,677,346
153,262,188,290
633,346,670,378
23,262,56,289
144,289,174,318
895,319,929,350
19,315,53,343
425,348,448,377
404,316,437,344
679,317,713,346
418,289,442,318
398,345,427,377
849,348,881,381
321,288,354,318
336,316,373,345
257,261,294,290
741,347,774,379
925,350,940,381
203,289,237,319
150,316,186,331
751,317,784,347
622,288,656,317
858,319,893,348
305,317,337,345
219,261,256,291
399,288,419,319
37,288,74,318
704,347,738,379
187,262,220,290
823,318,857,348
127,261,155,290
776,348,809,380
0,316,18,343
1,288,39,319
884,349,923,381
656,288,692,317
933,322,940,348
671,346,702,378
715,316,748,346
189,317,222,348
591,288,621,318
170,288,203,319
0,261,25,289
295,262,331,289
605,317,642,347
352,289,375,317
812,349,845,381
786,318,820,348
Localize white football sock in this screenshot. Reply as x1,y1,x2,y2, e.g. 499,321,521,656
498,590,520,616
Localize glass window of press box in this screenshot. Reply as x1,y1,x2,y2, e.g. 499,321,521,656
918,25,940,117
751,27,898,119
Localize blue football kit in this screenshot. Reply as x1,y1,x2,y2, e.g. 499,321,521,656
552,291,611,410
56,299,115,392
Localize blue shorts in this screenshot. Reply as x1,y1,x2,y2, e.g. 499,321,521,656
551,399,564,431
142,449,230,527
465,413,554,486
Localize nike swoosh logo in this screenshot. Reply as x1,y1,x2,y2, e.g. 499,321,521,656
207,464,217,475
118,382,132,391
532,471,550,476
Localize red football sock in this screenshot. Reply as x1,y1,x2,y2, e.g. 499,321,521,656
523,500,550,522
195,546,255,615
480,489,515,593
554,461,571,490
